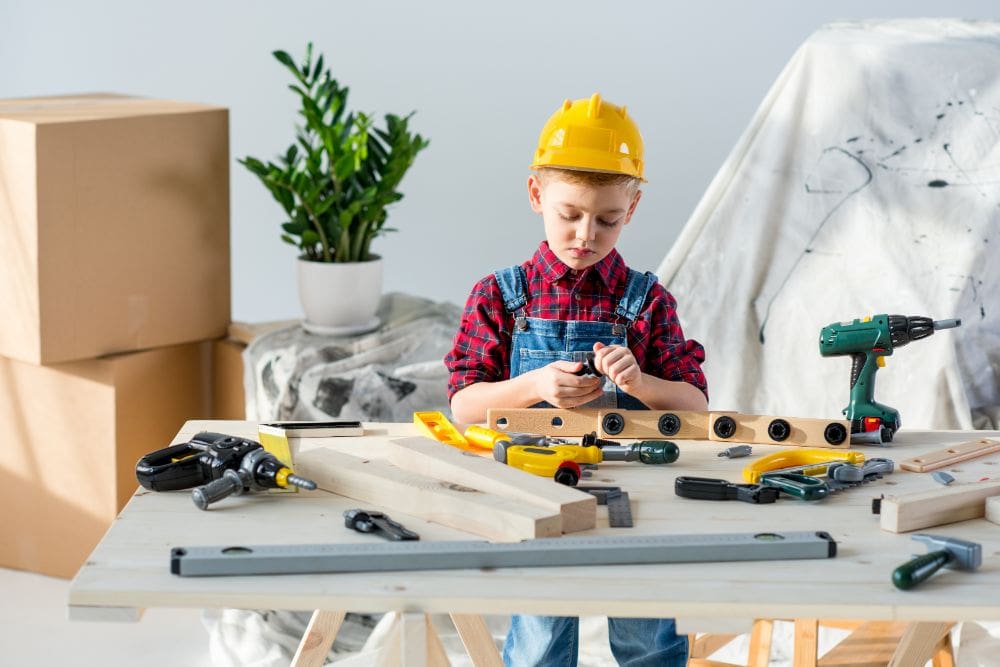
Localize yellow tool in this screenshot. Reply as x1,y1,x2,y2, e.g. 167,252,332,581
258,426,297,494
495,443,603,486
743,449,866,485
462,424,511,451
413,411,493,456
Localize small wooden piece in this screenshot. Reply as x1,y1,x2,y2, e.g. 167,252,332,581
487,407,601,436
986,496,1000,525
899,438,1000,472
708,413,850,449
596,409,710,439
387,437,596,534
878,479,1000,533
291,610,346,667
297,448,562,541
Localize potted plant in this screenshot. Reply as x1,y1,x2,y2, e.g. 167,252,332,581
241,43,429,334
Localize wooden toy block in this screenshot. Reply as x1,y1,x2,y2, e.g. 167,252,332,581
385,437,596,534
878,479,1000,533
707,412,850,449
295,448,563,542
987,496,1000,526
596,410,710,440
486,408,601,437
899,438,1000,472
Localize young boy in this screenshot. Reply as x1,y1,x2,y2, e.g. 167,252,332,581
445,93,708,666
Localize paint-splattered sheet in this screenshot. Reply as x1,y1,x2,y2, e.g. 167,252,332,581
657,19,1000,431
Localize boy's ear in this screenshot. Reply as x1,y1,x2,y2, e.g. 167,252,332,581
623,189,642,225
527,175,544,213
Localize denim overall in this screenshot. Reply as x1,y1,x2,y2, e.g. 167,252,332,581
494,264,688,667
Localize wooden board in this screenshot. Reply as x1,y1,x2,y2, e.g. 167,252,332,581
879,479,1000,533
898,438,1000,472
596,409,710,440
486,408,601,437
296,448,562,541
707,413,850,449
385,436,596,534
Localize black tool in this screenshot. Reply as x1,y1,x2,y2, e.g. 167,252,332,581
571,352,602,377
674,476,780,504
344,509,419,541
576,485,633,527
135,431,316,510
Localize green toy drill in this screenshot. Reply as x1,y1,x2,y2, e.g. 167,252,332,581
819,315,961,444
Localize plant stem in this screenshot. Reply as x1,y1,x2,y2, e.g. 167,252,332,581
274,181,331,261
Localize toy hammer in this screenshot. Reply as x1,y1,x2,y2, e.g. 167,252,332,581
892,534,981,590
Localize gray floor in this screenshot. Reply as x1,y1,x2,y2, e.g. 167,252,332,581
0,567,213,667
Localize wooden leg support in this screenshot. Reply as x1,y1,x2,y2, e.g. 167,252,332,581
450,613,503,666
291,610,347,667
747,619,774,667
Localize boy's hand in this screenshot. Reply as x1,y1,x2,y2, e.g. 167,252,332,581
530,360,604,408
592,342,644,395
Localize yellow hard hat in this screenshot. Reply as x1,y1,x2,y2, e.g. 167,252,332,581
530,93,645,181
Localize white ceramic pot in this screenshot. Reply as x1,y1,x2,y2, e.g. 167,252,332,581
297,255,383,335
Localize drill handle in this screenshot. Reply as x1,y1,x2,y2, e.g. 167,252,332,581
849,353,867,391
135,443,208,491
191,469,247,510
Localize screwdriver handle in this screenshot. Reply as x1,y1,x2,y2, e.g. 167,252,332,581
892,550,952,590
192,469,246,510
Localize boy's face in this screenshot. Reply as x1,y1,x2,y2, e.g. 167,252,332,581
528,174,641,271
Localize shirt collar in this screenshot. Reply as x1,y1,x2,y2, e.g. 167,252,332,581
532,241,627,290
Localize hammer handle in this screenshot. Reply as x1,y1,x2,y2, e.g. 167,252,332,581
892,550,952,590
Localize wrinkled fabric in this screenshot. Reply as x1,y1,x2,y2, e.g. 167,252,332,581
657,19,1000,430
244,292,461,421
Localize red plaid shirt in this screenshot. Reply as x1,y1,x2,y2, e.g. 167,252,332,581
445,241,707,400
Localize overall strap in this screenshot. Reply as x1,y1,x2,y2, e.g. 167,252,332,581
615,269,658,323
493,265,529,314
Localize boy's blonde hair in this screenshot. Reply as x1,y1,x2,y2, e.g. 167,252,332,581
535,167,641,197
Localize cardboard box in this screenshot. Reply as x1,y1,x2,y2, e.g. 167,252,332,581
212,338,246,420
0,342,211,578
0,94,230,365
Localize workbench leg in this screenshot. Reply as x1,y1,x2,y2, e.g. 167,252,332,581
793,618,818,667
400,612,428,667
291,610,347,667
932,630,955,667
888,622,952,667
450,613,503,666
746,620,773,667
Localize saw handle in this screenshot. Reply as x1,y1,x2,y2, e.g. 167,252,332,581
892,550,953,590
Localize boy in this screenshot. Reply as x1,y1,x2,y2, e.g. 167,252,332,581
445,93,707,666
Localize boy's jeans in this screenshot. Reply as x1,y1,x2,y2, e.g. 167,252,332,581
502,614,688,667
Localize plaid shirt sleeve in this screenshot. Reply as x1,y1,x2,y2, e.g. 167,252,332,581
445,275,511,399
635,283,709,400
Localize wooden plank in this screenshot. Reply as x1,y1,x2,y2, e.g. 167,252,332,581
987,496,1000,525
817,620,909,666
291,610,345,667
387,437,596,534
899,438,1000,472
888,622,952,667
296,448,563,541
450,614,503,667
708,413,850,449
747,619,773,667
486,408,601,436
793,618,818,667
596,409,710,439
879,480,1000,533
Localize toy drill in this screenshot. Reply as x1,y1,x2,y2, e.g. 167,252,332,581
819,315,960,444
135,431,317,510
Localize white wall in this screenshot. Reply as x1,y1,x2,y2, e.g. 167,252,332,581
2,1,997,322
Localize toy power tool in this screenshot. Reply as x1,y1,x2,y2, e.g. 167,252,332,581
135,431,316,510
819,315,961,444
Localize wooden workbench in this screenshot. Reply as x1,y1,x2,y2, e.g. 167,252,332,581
69,421,1000,665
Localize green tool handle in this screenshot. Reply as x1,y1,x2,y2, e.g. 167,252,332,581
892,550,952,590
760,473,828,501
601,441,679,464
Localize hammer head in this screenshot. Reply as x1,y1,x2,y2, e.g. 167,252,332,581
912,534,982,570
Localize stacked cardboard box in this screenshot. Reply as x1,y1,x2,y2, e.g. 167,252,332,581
0,94,230,577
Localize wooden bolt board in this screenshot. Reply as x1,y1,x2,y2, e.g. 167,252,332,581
596,410,710,440
486,408,601,437
899,438,1000,472
295,448,563,542
385,436,596,534
878,479,1000,533
707,412,850,449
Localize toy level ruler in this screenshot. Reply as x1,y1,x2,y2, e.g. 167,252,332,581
171,530,836,577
